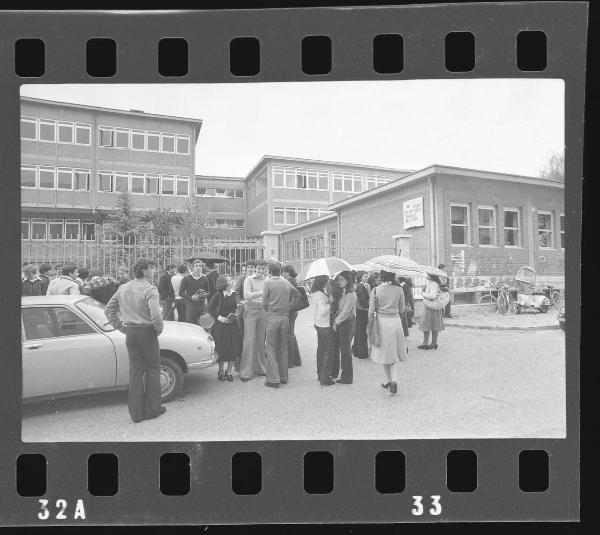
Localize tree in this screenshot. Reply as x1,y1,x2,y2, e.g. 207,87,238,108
140,207,183,237
104,192,140,237
177,199,211,240
538,150,564,181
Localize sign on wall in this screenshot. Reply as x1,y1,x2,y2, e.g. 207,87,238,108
403,196,424,229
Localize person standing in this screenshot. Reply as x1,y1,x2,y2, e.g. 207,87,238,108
115,265,131,290
282,265,304,368
311,275,335,386
438,264,452,318
83,269,117,304
207,275,242,382
158,263,177,320
239,261,268,381
22,265,46,296
179,259,209,325
332,271,357,384
234,261,255,371
404,277,416,327
205,261,219,304
38,263,54,295
76,267,90,290
171,264,188,322
105,258,165,423
261,262,300,388
329,280,343,379
352,271,371,359
396,277,411,337
369,270,408,395
418,274,444,350
46,265,80,295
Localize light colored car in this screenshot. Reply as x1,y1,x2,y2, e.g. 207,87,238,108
21,295,216,403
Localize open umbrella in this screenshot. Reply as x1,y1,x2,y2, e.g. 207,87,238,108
298,257,353,282
418,264,447,277
185,252,229,264
366,255,422,276
351,263,374,273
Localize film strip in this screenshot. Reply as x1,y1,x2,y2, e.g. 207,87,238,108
0,4,585,525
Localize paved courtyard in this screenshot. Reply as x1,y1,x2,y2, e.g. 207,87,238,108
21,308,566,442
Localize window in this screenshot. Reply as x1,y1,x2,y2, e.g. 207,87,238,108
310,237,317,259
537,211,554,248
329,232,337,257
284,169,295,188
318,171,329,190
146,174,159,194
131,130,146,151
560,214,565,249
147,131,160,151
274,207,284,225
31,219,47,240
21,165,37,188
215,188,226,197
21,220,30,239
296,171,307,189
353,176,363,193
98,171,113,192
176,134,190,155
131,173,145,194
297,208,308,224
65,220,80,240
366,175,377,190
161,175,175,195
114,173,129,193
20,117,37,140
477,207,496,246
57,168,73,190
74,169,90,191
177,176,189,196
115,128,130,149
48,220,64,240
39,120,56,142
333,173,343,191
195,187,206,196
285,208,297,226
98,126,114,147
234,189,244,198
273,168,284,187
75,123,91,145
317,235,324,257
308,209,319,220
23,307,95,340
58,121,74,144
38,167,56,189
161,133,175,153
450,204,470,246
82,223,96,241
307,171,318,190
234,219,244,228
296,241,301,260
503,209,520,247
304,238,310,259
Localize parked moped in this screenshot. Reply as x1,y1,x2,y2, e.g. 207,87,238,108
513,266,560,314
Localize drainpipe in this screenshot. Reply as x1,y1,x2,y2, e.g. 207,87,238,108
428,176,436,266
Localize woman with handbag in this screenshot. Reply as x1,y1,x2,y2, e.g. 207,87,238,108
332,271,357,384
206,274,243,381
282,265,306,367
418,274,446,350
368,270,408,395
311,275,335,386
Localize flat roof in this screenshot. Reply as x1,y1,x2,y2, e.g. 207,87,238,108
244,155,414,180
328,164,564,211
21,96,204,128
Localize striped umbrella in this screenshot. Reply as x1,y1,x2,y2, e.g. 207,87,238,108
366,255,422,276
418,264,447,277
298,257,353,282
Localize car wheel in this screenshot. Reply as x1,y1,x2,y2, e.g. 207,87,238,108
539,305,549,314
160,356,184,403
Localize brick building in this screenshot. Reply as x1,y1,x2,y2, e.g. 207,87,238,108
278,165,564,300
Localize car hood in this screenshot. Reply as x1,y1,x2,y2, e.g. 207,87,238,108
161,321,212,338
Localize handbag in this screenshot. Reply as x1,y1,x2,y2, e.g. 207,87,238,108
367,288,382,347
423,284,450,310
292,286,310,312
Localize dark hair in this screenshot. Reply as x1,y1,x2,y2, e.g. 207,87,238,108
23,264,37,276
429,274,442,285
132,259,153,279
256,260,267,268
356,271,368,280
337,271,355,293
166,263,177,271
38,263,52,275
311,275,329,294
61,264,77,277
216,274,229,291
380,270,396,283
177,264,188,274
282,265,297,278
54,264,63,271
205,261,215,269
246,261,256,268
78,267,90,280
268,262,281,276
437,264,446,270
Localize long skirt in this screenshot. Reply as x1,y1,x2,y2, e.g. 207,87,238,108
211,320,242,362
370,315,408,365
352,308,369,358
419,306,444,332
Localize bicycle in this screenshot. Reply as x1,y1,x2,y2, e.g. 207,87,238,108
478,283,516,316
545,285,562,311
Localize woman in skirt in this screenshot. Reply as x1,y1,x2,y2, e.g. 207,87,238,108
368,270,408,395
418,274,444,350
207,274,242,381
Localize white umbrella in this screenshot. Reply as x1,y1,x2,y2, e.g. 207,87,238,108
418,264,447,277
351,263,373,273
298,257,353,282
366,255,422,276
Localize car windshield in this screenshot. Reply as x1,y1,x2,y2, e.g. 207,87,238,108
75,297,115,332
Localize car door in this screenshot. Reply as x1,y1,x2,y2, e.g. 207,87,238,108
22,305,117,399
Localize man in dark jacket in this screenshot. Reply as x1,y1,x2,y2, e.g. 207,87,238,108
158,264,176,320
179,259,209,325
38,263,54,295
22,264,45,296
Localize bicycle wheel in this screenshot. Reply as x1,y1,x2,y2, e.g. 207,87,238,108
497,293,509,315
551,290,562,310
479,294,499,316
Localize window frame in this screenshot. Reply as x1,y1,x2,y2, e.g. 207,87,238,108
74,123,92,146
21,219,30,240
114,172,130,193
560,213,565,250
145,174,160,195
30,219,47,241
21,164,37,189
147,131,161,152
273,207,285,226
64,219,80,241
537,210,554,249
304,238,310,259
48,219,65,241
20,116,38,141
97,170,114,192
161,133,176,154
130,130,147,151
284,207,297,226
130,173,146,195
160,174,175,195
477,205,497,247
56,167,74,190
503,207,521,248
98,126,114,148
38,119,57,143
38,166,56,190
74,168,90,191
329,232,337,256
450,203,471,247
176,134,190,155
114,128,131,150
57,121,74,144
176,176,190,197
273,167,284,188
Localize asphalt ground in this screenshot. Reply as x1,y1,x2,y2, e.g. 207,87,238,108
21,308,566,442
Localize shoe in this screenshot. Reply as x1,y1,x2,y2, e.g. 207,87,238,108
417,344,429,349
240,377,250,383
226,374,234,381
427,344,438,350
280,380,288,384
336,379,352,384
320,379,335,386
381,382,391,389
145,406,167,420
218,372,226,381
265,382,280,389
389,382,398,394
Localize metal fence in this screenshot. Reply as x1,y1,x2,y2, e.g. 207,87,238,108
21,234,264,278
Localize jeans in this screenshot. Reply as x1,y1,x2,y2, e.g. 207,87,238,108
265,315,289,384
240,306,267,379
185,302,204,325
315,325,334,383
287,310,301,367
125,326,162,423
174,299,186,322
160,298,174,321
336,317,355,383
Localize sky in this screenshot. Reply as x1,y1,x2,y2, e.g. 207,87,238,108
21,79,564,178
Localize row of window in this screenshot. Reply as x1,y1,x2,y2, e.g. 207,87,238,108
273,206,333,226
21,218,96,241
283,232,338,261
21,117,191,155
272,166,394,193
450,205,565,249
202,219,245,229
195,187,244,198
21,165,91,191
